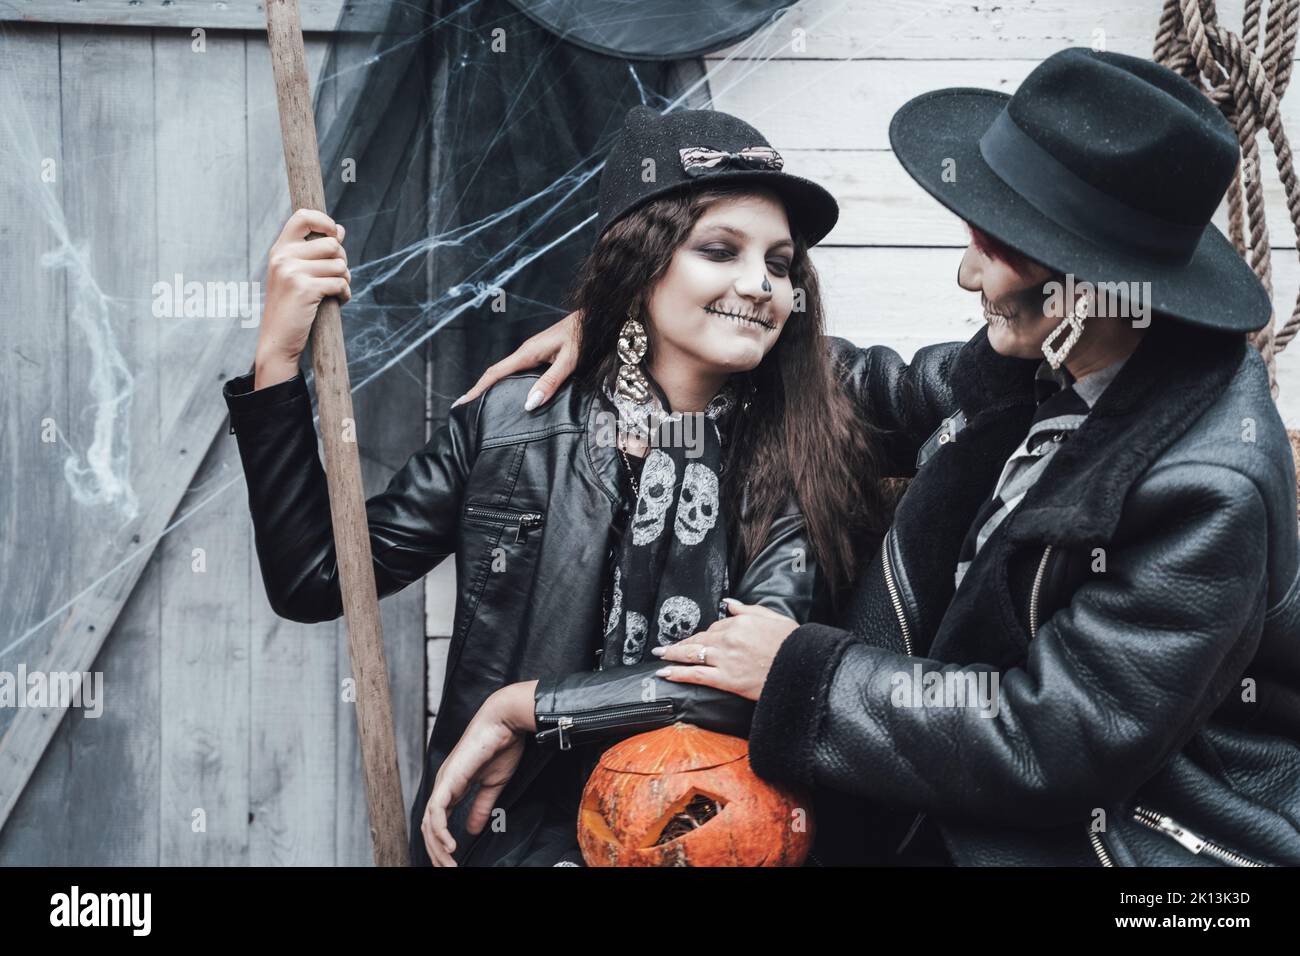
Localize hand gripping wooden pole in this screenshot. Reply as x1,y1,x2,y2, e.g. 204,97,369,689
264,0,409,866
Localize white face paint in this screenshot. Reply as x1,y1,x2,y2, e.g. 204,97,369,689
657,596,701,645
675,462,719,545
622,611,648,665
632,449,676,545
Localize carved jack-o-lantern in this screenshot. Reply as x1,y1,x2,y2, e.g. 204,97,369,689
577,723,813,866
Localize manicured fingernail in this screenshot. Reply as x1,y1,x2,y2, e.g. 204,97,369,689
524,389,544,411
655,667,670,677
450,394,466,408
650,647,664,657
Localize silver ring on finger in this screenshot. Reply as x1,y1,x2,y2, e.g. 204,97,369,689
697,645,709,664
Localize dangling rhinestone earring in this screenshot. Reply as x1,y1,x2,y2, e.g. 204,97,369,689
1041,291,1089,370
615,305,650,403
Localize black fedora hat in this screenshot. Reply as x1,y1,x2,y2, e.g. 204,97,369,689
889,48,1271,333
596,105,839,246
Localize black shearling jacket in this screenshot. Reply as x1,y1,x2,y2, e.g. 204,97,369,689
750,321,1300,867
222,365,823,866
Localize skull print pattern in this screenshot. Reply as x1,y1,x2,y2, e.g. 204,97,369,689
675,463,719,545
657,596,701,644
622,611,648,665
632,450,676,545
598,372,739,669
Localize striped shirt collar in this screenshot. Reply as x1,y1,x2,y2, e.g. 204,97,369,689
1035,354,1131,410
951,352,1134,591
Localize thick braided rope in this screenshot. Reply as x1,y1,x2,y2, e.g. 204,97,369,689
1211,8,1300,362
1166,1,1276,383
1154,0,1300,392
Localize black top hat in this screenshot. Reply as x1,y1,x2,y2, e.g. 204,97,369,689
596,105,839,246
889,48,1271,333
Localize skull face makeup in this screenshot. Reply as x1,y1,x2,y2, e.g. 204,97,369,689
632,449,677,545
675,462,719,545
657,595,701,644
622,611,649,665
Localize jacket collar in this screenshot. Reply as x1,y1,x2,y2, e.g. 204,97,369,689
946,320,1246,549
584,386,623,504
1004,320,1246,547
949,327,1042,412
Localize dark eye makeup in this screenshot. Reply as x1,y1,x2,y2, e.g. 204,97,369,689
697,244,792,277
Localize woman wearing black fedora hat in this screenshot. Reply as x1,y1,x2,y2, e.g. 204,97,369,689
224,104,890,865
470,49,1300,866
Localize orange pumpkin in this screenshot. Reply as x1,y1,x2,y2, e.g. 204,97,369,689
577,723,814,866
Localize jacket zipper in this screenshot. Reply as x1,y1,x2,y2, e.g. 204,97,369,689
1087,806,1269,867
880,527,914,657
535,700,675,750
880,526,929,857
1030,545,1118,869
1088,826,1115,867
464,505,545,543
1131,806,1269,867
1028,545,1053,637
1028,547,1117,868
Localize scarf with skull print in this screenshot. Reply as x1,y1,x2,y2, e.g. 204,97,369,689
600,370,739,668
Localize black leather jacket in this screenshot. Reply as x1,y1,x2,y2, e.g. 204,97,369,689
222,366,823,866
749,322,1300,867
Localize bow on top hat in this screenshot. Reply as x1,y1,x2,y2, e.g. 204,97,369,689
596,105,839,246
889,47,1271,333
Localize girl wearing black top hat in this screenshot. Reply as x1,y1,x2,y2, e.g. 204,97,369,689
467,49,1300,867
227,105,889,865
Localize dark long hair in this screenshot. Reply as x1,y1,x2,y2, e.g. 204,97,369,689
569,183,887,601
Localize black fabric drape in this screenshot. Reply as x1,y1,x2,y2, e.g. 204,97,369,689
308,0,715,396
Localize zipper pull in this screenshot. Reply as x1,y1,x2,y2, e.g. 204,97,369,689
535,714,574,750
514,513,542,544
1150,814,1207,854
556,716,573,751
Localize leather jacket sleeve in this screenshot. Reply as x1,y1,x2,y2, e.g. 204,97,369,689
533,499,821,751
222,367,477,623
533,660,754,751
746,462,1272,826
824,336,961,477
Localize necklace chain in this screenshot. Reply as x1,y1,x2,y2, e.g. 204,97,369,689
604,438,640,644
618,444,640,497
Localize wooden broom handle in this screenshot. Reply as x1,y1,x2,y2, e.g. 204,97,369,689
264,0,409,866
